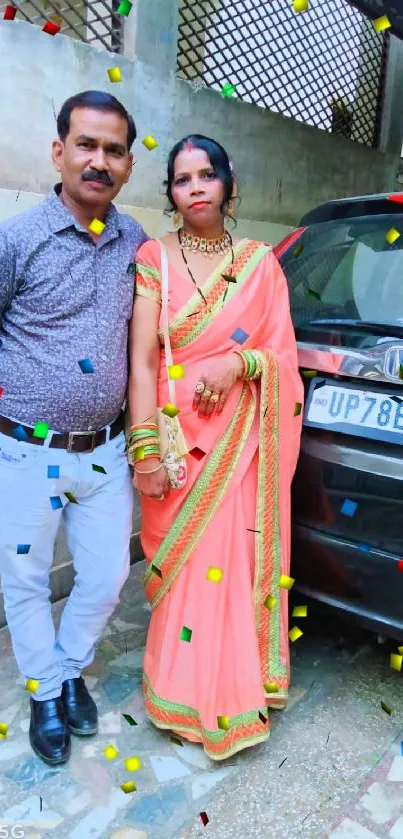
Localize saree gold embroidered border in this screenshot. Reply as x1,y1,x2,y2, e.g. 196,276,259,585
143,673,270,761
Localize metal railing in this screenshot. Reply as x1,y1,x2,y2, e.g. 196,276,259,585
177,0,389,148
1,0,123,52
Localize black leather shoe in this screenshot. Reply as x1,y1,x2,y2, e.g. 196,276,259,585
61,676,98,736
29,697,71,765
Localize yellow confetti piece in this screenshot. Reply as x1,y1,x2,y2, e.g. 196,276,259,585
168,364,185,380
88,218,106,236
397,646,403,655
279,574,295,590
120,780,137,793
0,722,8,737
264,594,277,610
292,605,307,618
390,653,403,672
124,756,142,771
293,0,309,12
133,446,145,461
385,227,400,245
264,681,279,693
161,403,180,418
142,135,159,151
288,626,303,643
107,67,122,82
206,566,223,583
25,678,39,694
302,370,317,379
103,744,119,760
373,14,391,33
217,715,229,730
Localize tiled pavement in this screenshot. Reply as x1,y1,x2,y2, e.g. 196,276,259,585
0,560,403,839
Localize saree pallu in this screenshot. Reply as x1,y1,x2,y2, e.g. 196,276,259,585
135,238,303,761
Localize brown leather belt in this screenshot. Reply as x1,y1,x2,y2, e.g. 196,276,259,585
0,411,125,454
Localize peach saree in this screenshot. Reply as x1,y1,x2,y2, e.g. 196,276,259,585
135,238,303,760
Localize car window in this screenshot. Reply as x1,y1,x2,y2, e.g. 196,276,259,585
280,214,403,327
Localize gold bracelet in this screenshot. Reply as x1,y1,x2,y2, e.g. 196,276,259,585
233,350,248,378
133,462,163,475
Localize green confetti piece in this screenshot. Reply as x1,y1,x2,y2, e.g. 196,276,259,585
221,273,237,283
122,713,137,726
92,464,107,474
180,626,192,642
170,735,183,746
33,421,49,439
221,82,236,97
293,242,304,258
399,365,403,381
381,700,392,716
116,0,132,15
64,492,78,504
294,402,302,417
306,289,321,302
151,564,162,579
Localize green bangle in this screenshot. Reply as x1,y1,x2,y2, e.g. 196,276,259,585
129,429,159,441
244,350,257,379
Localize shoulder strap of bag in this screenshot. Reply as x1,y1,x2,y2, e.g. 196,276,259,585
159,240,176,405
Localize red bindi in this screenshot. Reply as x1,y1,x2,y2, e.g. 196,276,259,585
184,141,195,152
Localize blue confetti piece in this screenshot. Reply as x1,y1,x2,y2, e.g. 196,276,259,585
12,425,29,442
230,327,249,345
49,496,63,511
340,499,357,517
78,358,94,374
47,465,60,479
17,544,31,554
358,543,370,552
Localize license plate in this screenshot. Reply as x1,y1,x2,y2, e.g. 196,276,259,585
305,379,403,445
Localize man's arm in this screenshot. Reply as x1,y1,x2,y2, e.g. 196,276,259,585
0,231,16,320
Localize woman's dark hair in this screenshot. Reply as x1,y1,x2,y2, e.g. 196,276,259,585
57,90,137,151
164,134,238,219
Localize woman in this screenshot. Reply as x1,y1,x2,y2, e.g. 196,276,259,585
128,135,303,761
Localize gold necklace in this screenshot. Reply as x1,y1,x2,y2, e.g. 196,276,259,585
179,227,232,259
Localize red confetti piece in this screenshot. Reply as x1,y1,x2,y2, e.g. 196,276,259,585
388,194,403,204
189,447,206,461
42,20,60,35
259,711,267,724
3,5,17,19
0,387,4,398
199,812,209,826
398,560,403,572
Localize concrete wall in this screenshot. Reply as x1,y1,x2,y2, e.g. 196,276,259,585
0,0,403,624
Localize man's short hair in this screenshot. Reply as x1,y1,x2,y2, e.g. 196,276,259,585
57,90,137,151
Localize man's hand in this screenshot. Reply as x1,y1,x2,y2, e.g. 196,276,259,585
193,353,244,418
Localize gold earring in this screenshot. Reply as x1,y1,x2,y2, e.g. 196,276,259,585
173,211,181,227
227,199,235,219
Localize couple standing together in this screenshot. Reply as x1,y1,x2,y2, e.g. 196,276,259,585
0,89,303,766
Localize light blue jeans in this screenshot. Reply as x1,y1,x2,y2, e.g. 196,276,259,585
0,429,133,700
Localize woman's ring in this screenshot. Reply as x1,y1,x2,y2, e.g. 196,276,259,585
202,389,213,400
210,393,219,403
195,381,205,394
158,494,165,501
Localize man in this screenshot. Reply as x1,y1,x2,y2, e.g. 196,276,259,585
0,90,148,765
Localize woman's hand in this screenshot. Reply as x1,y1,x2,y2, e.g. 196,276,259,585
133,458,171,500
193,352,244,418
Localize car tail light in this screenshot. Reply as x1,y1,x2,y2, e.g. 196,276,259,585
273,226,306,259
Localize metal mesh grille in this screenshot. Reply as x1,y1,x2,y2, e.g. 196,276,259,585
177,0,389,148
1,0,123,52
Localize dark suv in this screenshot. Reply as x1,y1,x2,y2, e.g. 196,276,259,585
275,193,403,641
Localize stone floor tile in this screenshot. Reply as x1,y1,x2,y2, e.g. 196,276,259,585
113,618,143,632
19,718,30,732
329,818,383,838
99,711,123,735
359,781,403,825
100,674,140,704
191,767,235,800
108,830,149,839
0,701,23,727
0,738,30,761
125,783,188,835
68,788,129,839
2,794,64,829
171,742,212,771
390,815,403,838
150,755,192,783
4,757,61,790
63,790,93,816
389,757,403,783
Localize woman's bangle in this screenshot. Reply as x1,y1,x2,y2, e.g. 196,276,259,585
134,462,163,475
233,350,248,378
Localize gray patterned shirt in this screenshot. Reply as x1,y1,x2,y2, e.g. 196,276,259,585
0,184,148,432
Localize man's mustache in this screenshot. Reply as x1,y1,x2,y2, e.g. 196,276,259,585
82,169,115,186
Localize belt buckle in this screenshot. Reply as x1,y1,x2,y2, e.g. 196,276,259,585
67,430,96,454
